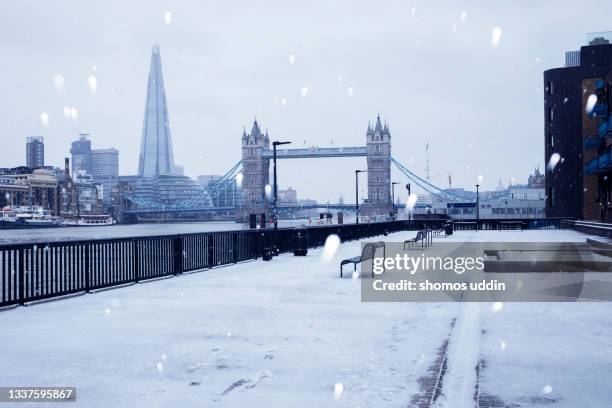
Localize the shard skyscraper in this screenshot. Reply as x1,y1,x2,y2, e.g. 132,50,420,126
138,45,176,176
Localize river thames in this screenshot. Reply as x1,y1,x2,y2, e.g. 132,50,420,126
0,220,318,245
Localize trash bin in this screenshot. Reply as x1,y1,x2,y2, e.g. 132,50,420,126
444,222,453,236
261,231,274,261
262,247,274,261
293,228,308,256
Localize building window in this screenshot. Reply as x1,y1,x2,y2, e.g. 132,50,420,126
548,107,554,122
548,133,554,148
547,80,553,95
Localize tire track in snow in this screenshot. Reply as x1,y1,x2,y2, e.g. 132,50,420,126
435,302,482,408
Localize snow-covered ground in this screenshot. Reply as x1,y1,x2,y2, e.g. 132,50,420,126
1,229,611,407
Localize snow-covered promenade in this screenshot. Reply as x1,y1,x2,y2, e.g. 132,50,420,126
1,230,611,407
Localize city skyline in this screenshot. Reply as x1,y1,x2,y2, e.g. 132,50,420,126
3,1,612,202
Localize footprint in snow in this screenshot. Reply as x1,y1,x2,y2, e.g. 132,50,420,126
221,371,271,395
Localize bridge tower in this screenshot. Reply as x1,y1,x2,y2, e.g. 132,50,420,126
363,115,393,216
238,119,270,221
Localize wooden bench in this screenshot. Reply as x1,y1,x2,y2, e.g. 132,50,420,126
404,230,428,250
340,242,385,278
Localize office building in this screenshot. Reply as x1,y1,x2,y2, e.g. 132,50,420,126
26,136,44,168
544,32,612,220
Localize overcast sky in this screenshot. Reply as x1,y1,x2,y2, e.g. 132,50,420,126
2,1,611,203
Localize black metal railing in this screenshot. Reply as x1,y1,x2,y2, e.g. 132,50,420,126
409,218,567,231
0,218,567,307
0,221,407,307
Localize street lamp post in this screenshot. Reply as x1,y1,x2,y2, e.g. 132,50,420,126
355,170,367,224
475,184,480,231
406,183,411,222
272,141,291,230
391,182,400,218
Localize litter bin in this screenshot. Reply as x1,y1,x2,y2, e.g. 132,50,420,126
293,227,308,256
261,231,274,261
444,222,454,236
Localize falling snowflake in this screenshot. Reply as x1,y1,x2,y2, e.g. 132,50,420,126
491,27,502,48
88,75,97,93
321,234,341,264
40,112,49,127
491,302,503,312
563,97,568,104
70,107,79,121
104,307,112,316
460,11,467,21
264,184,272,199
281,98,287,107
333,382,344,399
348,87,354,96
63,106,71,118
301,86,309,97
289,54,296,65
585,94,597,115
161,353,167,361
53,74,65,91
542,385,553,394
406,193,418,211
235,173,243,187
548,153,561,172
478,174,484,184
156,362,164,374
164,11,172,25
410,7,416,16
500,341,506,350
337,75,343,82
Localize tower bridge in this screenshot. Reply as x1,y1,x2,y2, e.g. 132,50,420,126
238,116,393,221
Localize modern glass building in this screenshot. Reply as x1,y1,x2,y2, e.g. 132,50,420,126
26,136,44,168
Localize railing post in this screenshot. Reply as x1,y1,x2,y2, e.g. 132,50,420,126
207,234,214,268
232,233,238,263
173,236,184,275
133,239,140,283
18,248,26,304
84,243,90,293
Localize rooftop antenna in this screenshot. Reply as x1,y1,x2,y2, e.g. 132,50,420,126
425,141,430,181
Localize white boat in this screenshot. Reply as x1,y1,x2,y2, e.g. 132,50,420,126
0,206,60,229
59,214,116,227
